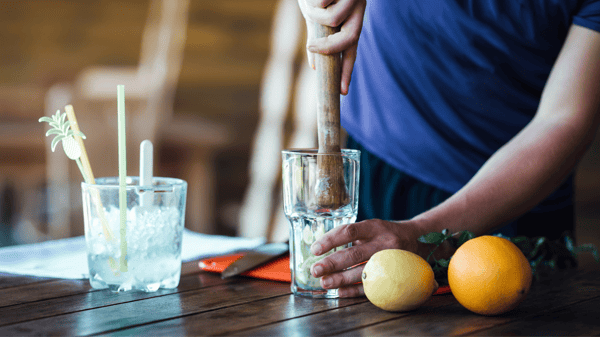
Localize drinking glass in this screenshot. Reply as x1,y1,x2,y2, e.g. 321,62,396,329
282,149,360,298
82,176,187,292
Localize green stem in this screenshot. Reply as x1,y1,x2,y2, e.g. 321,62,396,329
426,245,438,264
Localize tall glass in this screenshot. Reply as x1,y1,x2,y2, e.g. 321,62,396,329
282,149,360,298
82,177,187,292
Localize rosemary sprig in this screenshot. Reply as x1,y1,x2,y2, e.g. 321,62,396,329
417,229,474,278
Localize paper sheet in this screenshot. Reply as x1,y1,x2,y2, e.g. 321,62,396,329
0,229,265,279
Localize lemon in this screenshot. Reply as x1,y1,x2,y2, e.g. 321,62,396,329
362,249,438,312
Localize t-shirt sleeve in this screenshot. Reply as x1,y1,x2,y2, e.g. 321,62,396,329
573,0,600,32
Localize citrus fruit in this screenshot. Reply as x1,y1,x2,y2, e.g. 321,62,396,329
448,235,532,316
362,249,438,312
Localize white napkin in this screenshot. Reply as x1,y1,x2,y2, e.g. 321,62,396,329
0,229,265,279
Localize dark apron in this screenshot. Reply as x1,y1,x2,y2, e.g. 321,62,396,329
346,136,575,240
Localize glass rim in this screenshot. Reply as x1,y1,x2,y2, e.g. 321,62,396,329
281,148,360,156
81,176,187,189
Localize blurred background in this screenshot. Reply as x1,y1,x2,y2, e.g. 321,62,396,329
0,0,316,245
0,0,598,266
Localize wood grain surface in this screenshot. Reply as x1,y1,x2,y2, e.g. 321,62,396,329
0,261,598,336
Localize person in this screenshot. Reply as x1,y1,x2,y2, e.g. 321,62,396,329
297,0,600,297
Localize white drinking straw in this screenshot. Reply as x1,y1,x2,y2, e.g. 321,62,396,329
117,84,128,272
140,139,153,208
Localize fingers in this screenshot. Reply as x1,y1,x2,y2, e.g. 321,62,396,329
320,263,364,289
297,0,312,19
341,44,357,95
307,1,363,55
338,1,363,93
338,284,365,298
307,49,315,70
302,0,365,81
311,222,370,256
311,244,374,278
310,219,410,277
304,0,356,28
306,0,335,7
305,23,317,70
318,265,366,298
307,31,355,55
306,0,364,62
306,0,335,8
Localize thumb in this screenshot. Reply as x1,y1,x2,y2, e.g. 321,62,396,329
305,22,317,70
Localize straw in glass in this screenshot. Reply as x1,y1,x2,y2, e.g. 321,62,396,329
117,84,128,272
40,107,118,271
139,139,154,208
64,105,115,244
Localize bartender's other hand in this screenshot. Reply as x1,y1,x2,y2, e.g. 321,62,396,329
298,0,366,95
309,219,423,298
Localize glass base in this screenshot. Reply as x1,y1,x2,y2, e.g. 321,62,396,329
291,283,341,299
89,272,180,293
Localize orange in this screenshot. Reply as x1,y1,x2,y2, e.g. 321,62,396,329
447,235,532,316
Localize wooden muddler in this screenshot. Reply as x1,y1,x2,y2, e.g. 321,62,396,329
315,24,348,210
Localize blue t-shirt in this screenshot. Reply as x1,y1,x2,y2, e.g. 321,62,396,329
342,0,600,195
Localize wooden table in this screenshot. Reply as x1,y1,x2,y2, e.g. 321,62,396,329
0,262,598,336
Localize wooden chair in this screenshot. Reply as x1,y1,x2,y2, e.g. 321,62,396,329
0,85,49,244
44,0,230,238
237,0,317,242
0,119,47,244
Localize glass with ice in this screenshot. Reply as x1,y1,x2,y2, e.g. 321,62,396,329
82,177,187,292
282,149,360,298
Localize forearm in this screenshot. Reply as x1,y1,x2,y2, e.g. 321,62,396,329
413,116,595,237
413,24,600,239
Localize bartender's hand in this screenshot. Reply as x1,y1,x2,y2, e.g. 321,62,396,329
298,0,366,95
310,218,428,297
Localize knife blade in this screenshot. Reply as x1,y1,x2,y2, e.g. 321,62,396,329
221,242,289,279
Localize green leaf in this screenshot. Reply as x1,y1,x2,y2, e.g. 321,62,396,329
457,231,475,247
574,243,600,262
62,121,70,135
511,236,528,244
432,264,444,273
66,128,85,139
53,110,61,122
437,258,450,268
46,129,62,137
418,232,446,245
564,236,575,253
530,254,544,269
51,136,63,152
60,111,67,124
529,237,546,259
38,116,53,123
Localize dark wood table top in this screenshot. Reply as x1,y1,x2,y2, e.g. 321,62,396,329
0,261,598,336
